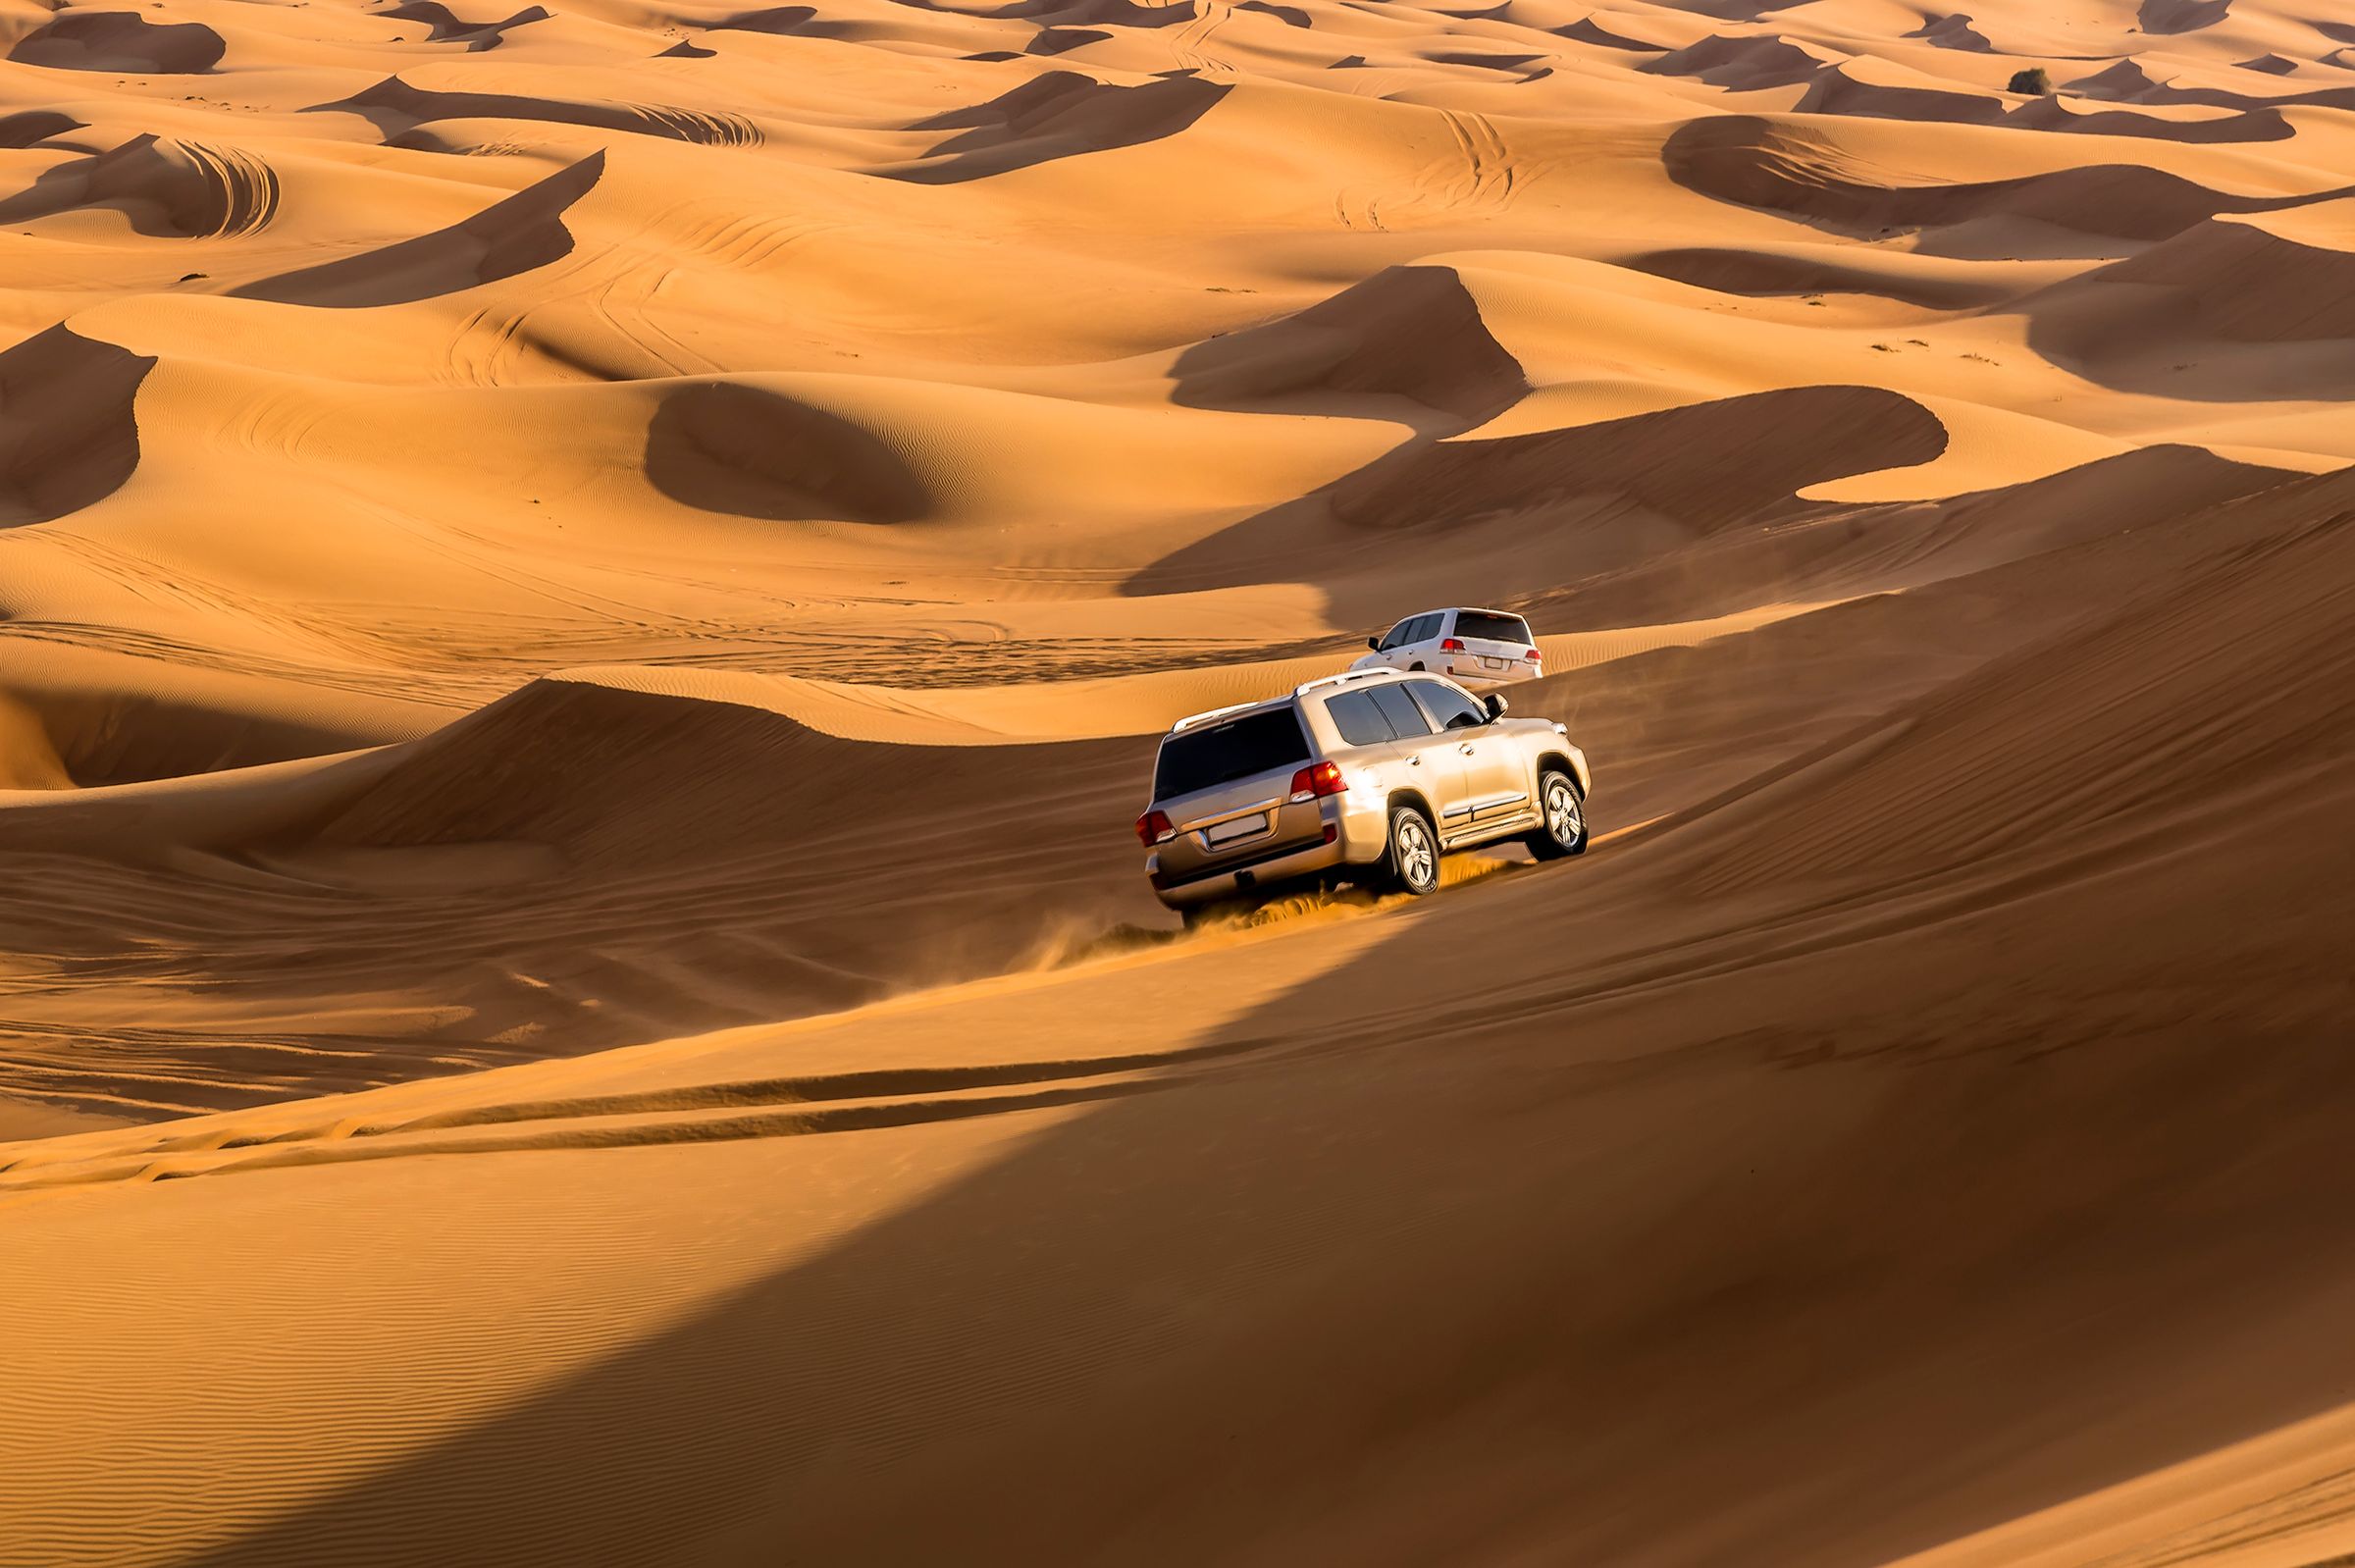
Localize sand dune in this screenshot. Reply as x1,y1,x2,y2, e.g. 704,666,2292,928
9,10,228,73
236,148,603,305
1173,263,1529,424
2089,201,2355,340
0,326,152,524
5,0,2355,1558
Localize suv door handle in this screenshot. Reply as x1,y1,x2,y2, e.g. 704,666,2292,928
1407,755,1422,765
1458,743,1476,755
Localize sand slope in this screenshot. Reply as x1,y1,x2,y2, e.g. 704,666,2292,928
4,0,2354,1559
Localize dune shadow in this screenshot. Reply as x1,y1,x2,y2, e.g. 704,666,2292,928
2137,0,2228,32
382,0,552,51
884,71,1227,184
311,76,761,149
2014,214,2355,401
1626,245,2010,307
1126,384,1946,612
702,3,817,30
235,150,602,307
2008,98,2298,144
166,750,2355,1565
644,382,929,524
1659,115,2322,244
1026,25,1109,54
0,133,280,239
0,327,154,527
8,11,225,72
0,110,82,148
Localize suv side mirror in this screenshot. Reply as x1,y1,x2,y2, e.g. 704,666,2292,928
1483,693,1508,721
1367,636,1383,651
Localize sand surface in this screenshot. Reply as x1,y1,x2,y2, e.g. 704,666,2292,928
4,0,2354,1558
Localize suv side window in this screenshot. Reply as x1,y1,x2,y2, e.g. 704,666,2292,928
1406,679,1486,732
1325,689,1394,746
1368,683,1432,738
1377,618,1415,651
1409,612,1445,643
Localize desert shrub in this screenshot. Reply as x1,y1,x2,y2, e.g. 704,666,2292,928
2008,67,2052,94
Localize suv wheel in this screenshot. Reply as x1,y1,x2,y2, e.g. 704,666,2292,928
1527,768,1588,860
1386,804,1440,895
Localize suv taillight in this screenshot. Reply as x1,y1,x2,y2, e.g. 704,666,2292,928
1288,760,1345,802
1440,637,1465,653
1526,647,1543,663
1135,810,1175,846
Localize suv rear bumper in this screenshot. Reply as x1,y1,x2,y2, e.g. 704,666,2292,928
1147,802,1387,910
1441,663,1539,689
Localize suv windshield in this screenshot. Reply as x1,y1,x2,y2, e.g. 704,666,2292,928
1154,707,1311,800
1453,610,1532,645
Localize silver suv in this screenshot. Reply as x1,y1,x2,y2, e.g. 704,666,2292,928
1135,668,1593,924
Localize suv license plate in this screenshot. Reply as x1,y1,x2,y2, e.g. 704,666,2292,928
1205,812,1268,845
1482,655,1507,669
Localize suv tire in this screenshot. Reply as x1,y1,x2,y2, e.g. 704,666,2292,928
1385,804,1440,896
1527,768,1588,860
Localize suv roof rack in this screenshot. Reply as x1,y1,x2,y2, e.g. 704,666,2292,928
1293,667,1397,699
1168,698,1276,735
1166,665,1405,736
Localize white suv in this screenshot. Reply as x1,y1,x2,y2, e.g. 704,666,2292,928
1352,606,1542,688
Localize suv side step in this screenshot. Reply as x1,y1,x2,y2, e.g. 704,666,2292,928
1441,810,1540,851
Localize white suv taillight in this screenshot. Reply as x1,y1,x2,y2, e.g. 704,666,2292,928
1526,647,1543,663
1135,810,1175,846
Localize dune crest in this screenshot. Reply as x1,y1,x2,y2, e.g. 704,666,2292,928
236,149,604,306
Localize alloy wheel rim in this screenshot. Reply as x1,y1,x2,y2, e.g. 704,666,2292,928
1547,781,1582,845
1399,818,1435,888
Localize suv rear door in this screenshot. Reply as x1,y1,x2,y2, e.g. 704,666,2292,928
1149,706,1323,884
1360,679,1470,823
1402,678,1528,829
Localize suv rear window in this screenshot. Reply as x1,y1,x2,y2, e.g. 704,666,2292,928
1154,707,1311,800
1452,610,1532,646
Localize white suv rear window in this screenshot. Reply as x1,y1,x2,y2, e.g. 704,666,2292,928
1452,610,1531,645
